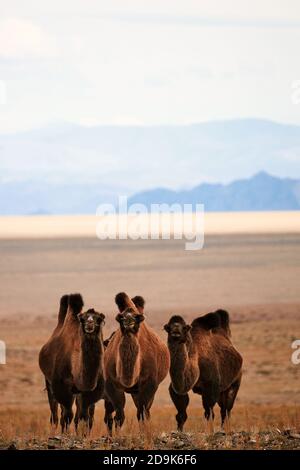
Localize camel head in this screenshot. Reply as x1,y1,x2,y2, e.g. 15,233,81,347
78,309,105,336
164,315,191,343
116,308,144,335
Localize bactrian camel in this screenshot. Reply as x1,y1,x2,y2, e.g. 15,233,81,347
39,294,105,432
104,292,170,434
164,310,242,431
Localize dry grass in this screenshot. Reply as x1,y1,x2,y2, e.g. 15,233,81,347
0,404,300,450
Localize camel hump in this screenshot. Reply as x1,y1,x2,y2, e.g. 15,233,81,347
131,295,145,311
58,294,69,323
215,309,231,337
191,312,221,331
115,292,138,312
132,295,145,314
68,293,84,315
192,310,231,336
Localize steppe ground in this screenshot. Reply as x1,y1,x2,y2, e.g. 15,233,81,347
0,232,299,449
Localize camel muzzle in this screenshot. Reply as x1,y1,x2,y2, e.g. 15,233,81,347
84,317,96,333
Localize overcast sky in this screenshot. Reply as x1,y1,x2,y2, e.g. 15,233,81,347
1,0,300,133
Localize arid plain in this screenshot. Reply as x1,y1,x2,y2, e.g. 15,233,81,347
0,221,300,449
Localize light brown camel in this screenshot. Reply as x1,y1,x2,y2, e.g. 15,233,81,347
164,310,242,431
103,292,170,434
39,294,105,432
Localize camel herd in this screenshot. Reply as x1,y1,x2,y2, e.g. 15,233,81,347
39,292,243,434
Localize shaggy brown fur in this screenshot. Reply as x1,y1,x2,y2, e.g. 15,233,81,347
164,310,242,431
131,295,145,314
39,294,105,432
104,292,170,434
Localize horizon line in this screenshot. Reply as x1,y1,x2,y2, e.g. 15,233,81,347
1,116,300,136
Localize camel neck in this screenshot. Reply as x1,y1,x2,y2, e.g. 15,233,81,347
117,333,140,389
77,331,103,391
168,335,199,394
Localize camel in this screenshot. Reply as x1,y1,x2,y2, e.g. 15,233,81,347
103,292,170,434
103,296,145,348
164,310,242,431
39,294,105,432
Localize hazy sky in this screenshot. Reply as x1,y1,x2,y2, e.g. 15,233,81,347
1,0,300,133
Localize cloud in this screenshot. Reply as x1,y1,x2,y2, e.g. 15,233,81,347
0,18,57,59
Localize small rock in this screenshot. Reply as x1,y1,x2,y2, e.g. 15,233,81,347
6,443,17,451
174,440,185,449
282,429,291,436
289,433,300,440
249,439,257,444
214,431,226,438
47,444,56,449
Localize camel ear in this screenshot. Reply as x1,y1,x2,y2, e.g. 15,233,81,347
99,313,105,321
164,323,170,332
77,312,84,322
136,314,144,324
115,313,123,323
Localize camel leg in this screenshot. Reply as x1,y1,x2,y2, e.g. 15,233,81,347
105,380,126,430
74,394,90,435
169,383,189,432
52,380,74,433
88,403,95,430
104,399,115,435
74,378,104,432
60,399,74,433
218,375,242,428
45,379,58,427
201,383,219,433
131,381,158,422
74,396,81,430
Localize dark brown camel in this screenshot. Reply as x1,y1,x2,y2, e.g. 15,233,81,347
104,292,170,434
103,296,145,348
164,310,242,431
39,294,105,432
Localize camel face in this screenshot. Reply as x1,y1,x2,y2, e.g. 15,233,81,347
164,315,191,343
78,309,105,335
115,308,144,335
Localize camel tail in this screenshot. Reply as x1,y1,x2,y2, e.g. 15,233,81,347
215,309,231,337
68,293,84,315
58,294,69,324
115,292,137,312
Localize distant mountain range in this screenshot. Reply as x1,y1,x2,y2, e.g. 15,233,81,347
1,172,300,214
1,118,300,214
128,172,300,211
